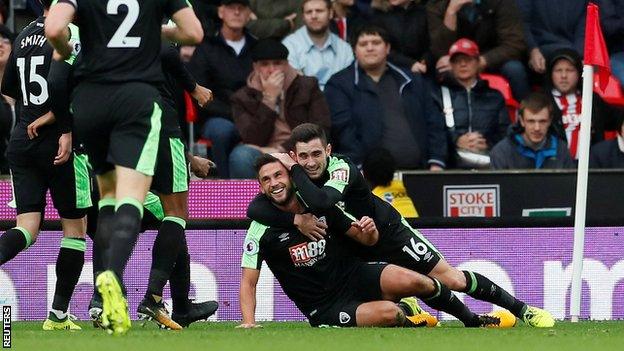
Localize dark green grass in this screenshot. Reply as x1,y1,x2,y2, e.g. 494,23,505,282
8,321,624,351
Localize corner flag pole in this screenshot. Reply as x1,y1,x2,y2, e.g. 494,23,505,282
570,3,611,322
570,63,593,323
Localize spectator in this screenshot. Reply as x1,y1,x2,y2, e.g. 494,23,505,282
490,92,574,169
188,0,257,178
247,0,304,40
432,38,509,168
230,39,330,178
282,0,353,90
325,24,447,169
362,148,419,218
427,0,529,100
330,0,369,44
594,0,624,87
590,114,624,168
545,48,622,160
0,24,15,174
516,0,587,76
371,0,430,74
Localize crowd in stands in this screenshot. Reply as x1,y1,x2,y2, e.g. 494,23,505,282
2,0,624,177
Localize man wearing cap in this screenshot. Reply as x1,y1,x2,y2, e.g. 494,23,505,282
431,38,509,169
281,0,353,90
325,24,447,169
229,38,330,178
188,0,257,178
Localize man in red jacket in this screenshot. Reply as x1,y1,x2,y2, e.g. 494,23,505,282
229,38,330,178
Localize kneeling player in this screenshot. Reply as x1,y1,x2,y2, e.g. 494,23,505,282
239,155,506,328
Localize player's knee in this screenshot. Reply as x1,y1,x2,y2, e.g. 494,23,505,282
439,270,467,291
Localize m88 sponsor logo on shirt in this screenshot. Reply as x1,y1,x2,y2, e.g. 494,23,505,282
289,240,327,267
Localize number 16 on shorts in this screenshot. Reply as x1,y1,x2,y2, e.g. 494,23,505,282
2,306,10,349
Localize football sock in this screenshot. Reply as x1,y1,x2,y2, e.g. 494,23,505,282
463,271,527,318
107,198,143,282
92,199,116,284
0,227,33,265
52,237,86,313
145,216,186,301
421,277,480,326
170,236,191,315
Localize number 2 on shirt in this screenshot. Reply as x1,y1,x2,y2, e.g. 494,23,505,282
107,0,141,48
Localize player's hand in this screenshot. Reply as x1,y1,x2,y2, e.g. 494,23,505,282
236,323,262,329
270,152,297,171
191,84,213,108
190,155,215,178
294,213,327,241
55,132,72,165
352,216,377,236
27,111,56,139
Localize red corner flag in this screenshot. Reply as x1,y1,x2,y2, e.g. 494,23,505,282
184,91,198,123
584,3,611,90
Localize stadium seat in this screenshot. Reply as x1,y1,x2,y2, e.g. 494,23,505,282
604,130,618,140
480,73,520,123
593,73,624,107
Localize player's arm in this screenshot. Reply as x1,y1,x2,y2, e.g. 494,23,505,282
161,43,212,108
327,206,378,246
247,194,327,241
162,7,203,45
289,164,343,212
44,2,75,60
238,268,261,328
48,58,74,135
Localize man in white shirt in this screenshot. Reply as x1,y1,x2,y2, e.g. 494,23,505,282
282,0,353,90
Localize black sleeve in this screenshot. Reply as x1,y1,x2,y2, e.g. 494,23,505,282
291,164,343,212
1,50,19,100
246,193,296,228
325,206,354,236
165,0,191,17
48,59,74,134
161,44,197,93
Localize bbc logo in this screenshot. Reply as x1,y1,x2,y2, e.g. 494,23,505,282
2,306,10,349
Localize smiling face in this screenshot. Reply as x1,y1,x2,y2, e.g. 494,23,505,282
291,138,331,180
258,161,296,206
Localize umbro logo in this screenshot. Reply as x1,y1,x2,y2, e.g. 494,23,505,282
339,312,351,324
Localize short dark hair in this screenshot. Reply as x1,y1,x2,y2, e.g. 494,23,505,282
362,148,396,188
287,123,328,151
302,0,332,10
519,92,553,119
40,0,54,9
253,153,280,177
352,24,390,48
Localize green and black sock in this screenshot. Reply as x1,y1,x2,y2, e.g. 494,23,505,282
108,198,143,281
52,237,86,314
145,216,186,302
462,271,527,318
421,277,480,327
0,227,33,265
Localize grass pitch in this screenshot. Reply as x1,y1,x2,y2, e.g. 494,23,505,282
9,321,624,351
